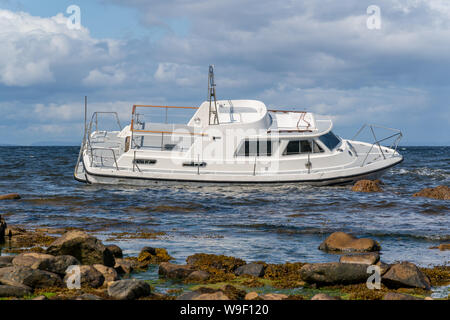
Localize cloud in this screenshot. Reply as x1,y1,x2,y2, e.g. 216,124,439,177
0,1,449,145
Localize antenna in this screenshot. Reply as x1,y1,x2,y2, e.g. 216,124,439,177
208,65,219,125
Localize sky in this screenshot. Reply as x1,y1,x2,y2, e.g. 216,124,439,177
0,0,449,146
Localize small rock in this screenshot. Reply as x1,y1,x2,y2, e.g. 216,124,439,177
311,293,341,300
0,193,21,200
186,270,210,281
63,265,104,289
425,297,434,300
32,295,48,300
140,247,157,256
93,264,119,283
186,253,246,273
193,291,230,300
352,180,383,192
339,253,380,265
319,232,381,252
75,293,103,300
413,185,450,200
46,230,115,267
108,279,151,300
138,247,173,267
106,245,123,259
382,292,422,300
245,292,259,300
375,261,391,276
300,263,369,285
382,262,431,290
0,266,63,289
0,256,14,268
158,262,196,279
235,263,265,277
260,293,288,300
176,291,202,300
114,258,134,274
0,284,32,297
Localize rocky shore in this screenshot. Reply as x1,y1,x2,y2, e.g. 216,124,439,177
0,222,448,301
0,182,448,301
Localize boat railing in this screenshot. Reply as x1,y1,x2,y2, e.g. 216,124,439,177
130,105,206,151
88,146,120,170
352,124,403,167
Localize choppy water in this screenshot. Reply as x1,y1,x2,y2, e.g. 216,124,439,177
0,146,449,272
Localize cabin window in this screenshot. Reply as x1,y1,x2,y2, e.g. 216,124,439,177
236,139,272,157
283,140,323,155
318,131,341,151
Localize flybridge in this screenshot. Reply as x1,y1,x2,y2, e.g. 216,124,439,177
74,65,403,185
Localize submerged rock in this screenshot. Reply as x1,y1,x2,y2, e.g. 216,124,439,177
107,279,151,300
46,230,115,267
339,253,380,265
299,262,369,285
0,284,32,297
158,262,196,279
186,253,246,273
0,193,21,200
235,263,265,277
0,266,63,289
319,232,381,252
413,185,450,200
351,180,383,192
382,262,431,290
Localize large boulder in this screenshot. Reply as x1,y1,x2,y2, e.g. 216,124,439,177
0,266,63,289
46,230,115,267
0,284,32,297
12,252,55,269
158,262,196,279
107,279,151,300
339,253,380,265
382,262,431,290
299,263,369,285
0,256,14,268
63,265,105,289
319,232,381,252
41,255,80,275
413,185,450,200
235,263,265,277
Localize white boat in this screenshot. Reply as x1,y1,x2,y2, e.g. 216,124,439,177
74,66,403,186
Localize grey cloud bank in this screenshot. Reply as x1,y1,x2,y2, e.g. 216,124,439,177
0,0,449,145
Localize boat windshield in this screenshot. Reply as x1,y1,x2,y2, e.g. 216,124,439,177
318,131,341,150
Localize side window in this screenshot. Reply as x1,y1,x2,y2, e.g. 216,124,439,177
236,140,272,157
283,140,322,155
